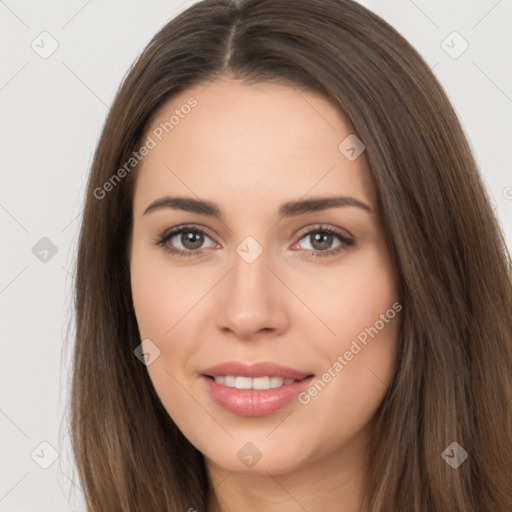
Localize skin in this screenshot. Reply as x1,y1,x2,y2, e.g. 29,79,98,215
129,76,401,512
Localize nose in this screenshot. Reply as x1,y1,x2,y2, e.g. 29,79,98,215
214,247,290,340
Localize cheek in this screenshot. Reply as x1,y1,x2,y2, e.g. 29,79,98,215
130,249,207,433
292,247,399,346
130,244,210,339
292,296,400,465
294,247,401,407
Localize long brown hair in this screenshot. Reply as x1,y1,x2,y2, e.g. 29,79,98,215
70,0,512,510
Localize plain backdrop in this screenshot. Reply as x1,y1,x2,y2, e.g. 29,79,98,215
1,0,511,510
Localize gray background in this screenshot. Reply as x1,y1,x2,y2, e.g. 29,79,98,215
1,0,511,510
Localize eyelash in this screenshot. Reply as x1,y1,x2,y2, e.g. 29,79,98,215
155,224,355,259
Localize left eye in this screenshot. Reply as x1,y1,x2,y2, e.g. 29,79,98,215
297,230,342,251
292,228,354,257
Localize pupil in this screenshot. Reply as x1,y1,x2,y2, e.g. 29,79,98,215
311,232,332,250
182,231,204,250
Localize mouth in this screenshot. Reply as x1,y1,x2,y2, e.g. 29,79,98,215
200,361,315,417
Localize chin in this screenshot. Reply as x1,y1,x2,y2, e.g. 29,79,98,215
201,437,311,476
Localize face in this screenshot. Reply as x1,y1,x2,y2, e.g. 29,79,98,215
129,77,401,477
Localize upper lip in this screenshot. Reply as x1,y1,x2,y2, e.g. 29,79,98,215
201,361,313,380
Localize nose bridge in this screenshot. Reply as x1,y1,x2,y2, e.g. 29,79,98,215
229,237,272,307
214,235,288,337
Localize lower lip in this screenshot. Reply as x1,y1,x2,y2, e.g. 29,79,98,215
201,375,314,417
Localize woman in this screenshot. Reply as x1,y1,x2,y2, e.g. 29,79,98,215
70,0,512,510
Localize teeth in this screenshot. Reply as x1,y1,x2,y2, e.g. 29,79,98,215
224,375,235,387
253,376,270,390
235,376,252,389
213,375,298,390
270,376,284,388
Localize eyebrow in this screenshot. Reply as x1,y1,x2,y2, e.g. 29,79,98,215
143,195,373,219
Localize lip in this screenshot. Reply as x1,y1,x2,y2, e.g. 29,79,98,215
200,361,314,417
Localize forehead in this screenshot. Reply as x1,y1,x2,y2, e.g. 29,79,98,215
132,78,375,216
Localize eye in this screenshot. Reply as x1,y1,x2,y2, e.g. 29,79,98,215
292,225,354,258
156,225,217,257
155,224,354,259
